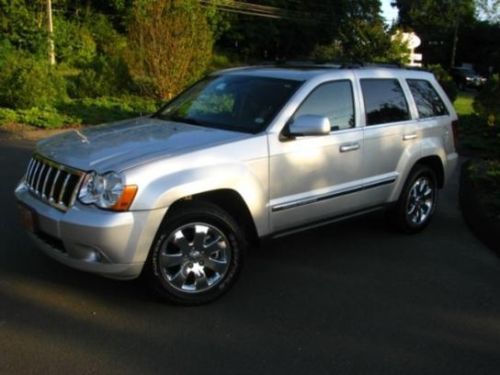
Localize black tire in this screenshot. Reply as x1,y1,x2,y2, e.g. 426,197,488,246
387,165,438,234
144,201,246,305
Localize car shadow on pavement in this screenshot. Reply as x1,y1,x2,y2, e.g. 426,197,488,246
1,138,500,374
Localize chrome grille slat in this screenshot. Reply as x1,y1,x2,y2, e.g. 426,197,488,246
29,160,41,188
58,174,71,205
35,164,46,194
25,158,35,182
41,166,53,198
23,156,84,211
49,169,61,202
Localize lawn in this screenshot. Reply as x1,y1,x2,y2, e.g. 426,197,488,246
454,91,475,116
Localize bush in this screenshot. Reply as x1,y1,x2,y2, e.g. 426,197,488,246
127,0,214,99
57,96,159,125
427,64,458,103
68,54,134,98
0,51,67,109
54,18,96,67
474,74,500,126
0,107,80,128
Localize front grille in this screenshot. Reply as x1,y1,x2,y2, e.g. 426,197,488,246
24,155,84,211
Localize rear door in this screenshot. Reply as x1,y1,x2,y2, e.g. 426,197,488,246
357,73,419,205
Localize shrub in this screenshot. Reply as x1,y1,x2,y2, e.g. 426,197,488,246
427,64,458,103
0,51,67,109
68,55,134,98
54,18,96,67
127,0,214,99
57,96,159,125
474,74,500,126
0,107,80,128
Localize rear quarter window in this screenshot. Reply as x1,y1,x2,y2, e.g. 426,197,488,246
360,79,410,126
407,79,449,118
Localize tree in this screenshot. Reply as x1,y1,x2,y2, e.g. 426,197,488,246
218,0,396,62
476,0,500,23
127,0,215,99
393,0,475,66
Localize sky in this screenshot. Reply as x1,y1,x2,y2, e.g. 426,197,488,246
380,0,399,25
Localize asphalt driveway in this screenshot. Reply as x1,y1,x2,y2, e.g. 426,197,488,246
0,137,499,375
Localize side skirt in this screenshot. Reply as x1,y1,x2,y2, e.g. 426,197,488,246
267,205,388,240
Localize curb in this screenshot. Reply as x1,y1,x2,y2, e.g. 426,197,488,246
459,159,500,255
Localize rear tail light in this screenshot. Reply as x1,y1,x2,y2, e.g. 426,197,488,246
451,119,459,148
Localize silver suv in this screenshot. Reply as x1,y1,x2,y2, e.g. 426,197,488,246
15,65,458,304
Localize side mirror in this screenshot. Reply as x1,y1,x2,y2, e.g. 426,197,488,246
288,115,331,136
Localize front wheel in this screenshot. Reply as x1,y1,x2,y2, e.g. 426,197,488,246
388,165,438,234
145,202,245,305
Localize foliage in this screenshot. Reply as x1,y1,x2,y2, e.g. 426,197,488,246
0,51,67,109
127,0,214,99
474,74,500,125
0,106,80,128
475,0,500,24
311,40,345,62
56,96,159,125
468,159,500,219
393,0,476,67
0,96,158,128
395,0,475,30
53,17,96,66
0,0,47,54
426,64,458,102
68,55,134,98
454,92,475,115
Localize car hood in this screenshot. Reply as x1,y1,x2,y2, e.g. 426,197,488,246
36,117,250,172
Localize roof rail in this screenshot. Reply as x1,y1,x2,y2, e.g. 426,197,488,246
238,60,430,72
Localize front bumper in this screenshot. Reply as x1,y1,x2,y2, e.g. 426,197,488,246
15,182,167,280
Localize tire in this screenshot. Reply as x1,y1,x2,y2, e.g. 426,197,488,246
387,165,438,234
145,201,246,305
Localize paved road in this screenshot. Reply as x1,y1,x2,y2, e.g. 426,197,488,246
0,138,499,375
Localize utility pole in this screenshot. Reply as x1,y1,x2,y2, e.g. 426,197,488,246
450,19,459,68
47,0,56,65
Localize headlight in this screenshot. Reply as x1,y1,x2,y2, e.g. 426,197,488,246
79,171,137,211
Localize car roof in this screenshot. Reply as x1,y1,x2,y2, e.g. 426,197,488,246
215,64,435,82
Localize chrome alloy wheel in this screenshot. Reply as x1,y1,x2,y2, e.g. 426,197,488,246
406,177,435,225
159,223,231,293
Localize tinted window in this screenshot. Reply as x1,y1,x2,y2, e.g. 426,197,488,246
361,79,410,126
294,80,355,131
407,79,448,118
156,75,302,134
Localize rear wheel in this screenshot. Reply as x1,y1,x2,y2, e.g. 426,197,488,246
388,165,438,234
145,201,245,305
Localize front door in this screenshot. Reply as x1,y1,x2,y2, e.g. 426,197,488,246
268,79,366,232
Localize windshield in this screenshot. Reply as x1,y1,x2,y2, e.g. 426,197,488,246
154,75,302,134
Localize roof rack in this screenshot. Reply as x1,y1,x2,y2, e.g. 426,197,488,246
257,60,429,72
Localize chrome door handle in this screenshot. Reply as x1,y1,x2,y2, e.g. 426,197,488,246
339,143,360,152
403,133,418,141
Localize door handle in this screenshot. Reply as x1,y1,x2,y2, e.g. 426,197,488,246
339,142,360,153
403,133,418,141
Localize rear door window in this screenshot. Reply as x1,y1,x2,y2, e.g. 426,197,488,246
407,79,449,118
360,79,410,126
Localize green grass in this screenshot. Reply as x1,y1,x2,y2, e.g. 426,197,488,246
454,92,475,116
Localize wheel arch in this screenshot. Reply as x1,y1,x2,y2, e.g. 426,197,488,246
415,155,445,188
166,189,259,245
